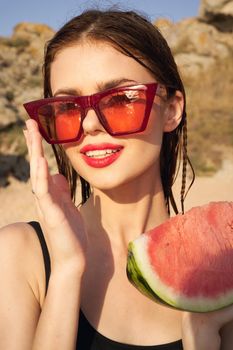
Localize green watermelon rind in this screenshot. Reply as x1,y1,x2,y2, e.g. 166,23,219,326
127,242,170,308
127,237,178,309
127,234,233,313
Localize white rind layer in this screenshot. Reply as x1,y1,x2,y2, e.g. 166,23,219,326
132,234,233,312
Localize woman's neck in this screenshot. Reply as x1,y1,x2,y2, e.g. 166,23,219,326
80,165,169,246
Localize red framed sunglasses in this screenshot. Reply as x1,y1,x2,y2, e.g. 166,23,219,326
23,82,159,144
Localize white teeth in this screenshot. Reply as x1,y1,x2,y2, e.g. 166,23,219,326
85,149,119,158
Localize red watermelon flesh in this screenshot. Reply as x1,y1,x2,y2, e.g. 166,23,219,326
127,201,233,312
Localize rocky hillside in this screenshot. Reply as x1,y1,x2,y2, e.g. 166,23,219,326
0,0,232,186
0,23,54,186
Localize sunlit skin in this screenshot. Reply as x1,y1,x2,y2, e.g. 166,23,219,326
49,41,186,344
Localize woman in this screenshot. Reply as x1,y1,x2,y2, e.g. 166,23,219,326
0,9,233,350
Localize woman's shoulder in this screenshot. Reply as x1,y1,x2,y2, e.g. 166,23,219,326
0,221,35,244
0,221,43,258
0,221,47,306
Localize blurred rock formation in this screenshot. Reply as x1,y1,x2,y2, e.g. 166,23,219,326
199,0,233,32
155,0,233,76
0,23,54,186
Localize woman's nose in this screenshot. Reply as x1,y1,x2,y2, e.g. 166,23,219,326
82,109,105,136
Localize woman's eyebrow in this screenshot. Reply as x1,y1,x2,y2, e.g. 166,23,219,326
53,88,81,97
96,78,138,91
53,78,138,97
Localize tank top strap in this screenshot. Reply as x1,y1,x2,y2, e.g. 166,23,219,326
28,221,51,294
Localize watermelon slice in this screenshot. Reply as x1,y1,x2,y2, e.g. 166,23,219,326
127,201,233,312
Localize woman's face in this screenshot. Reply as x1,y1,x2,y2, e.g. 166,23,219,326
50,41,182,191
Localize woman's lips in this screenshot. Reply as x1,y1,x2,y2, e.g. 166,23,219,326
80,143,124,168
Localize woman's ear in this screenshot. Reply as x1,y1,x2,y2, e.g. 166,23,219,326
163,91,184,132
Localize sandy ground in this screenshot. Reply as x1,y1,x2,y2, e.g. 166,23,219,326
0,159,232,228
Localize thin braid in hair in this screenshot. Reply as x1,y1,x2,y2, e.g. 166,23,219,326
180,115,188,214
180,114,195,214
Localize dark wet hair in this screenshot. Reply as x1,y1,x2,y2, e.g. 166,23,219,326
43,9,195,214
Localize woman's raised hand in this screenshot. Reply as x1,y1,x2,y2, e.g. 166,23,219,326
24,119,87,275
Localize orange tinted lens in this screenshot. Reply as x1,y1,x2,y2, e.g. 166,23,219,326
100,90,146,133
38,102,81,141
55,105,81,141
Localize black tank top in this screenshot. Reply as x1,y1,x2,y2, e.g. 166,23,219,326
29,221,183,350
